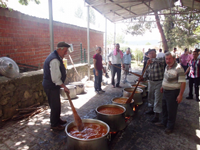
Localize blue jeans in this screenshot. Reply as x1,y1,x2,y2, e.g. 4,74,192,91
93,69,102,91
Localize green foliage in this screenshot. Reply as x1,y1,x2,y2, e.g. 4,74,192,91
18,0,40,5
194,26,200,35
0,0,39,8
133,49,143,61
163,7,200,50
125,16,156,36
107,33,125,45
0,0,8,8
74,6,83,19
145,42,151,45
89,8,95,24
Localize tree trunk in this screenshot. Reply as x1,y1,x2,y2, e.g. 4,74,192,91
154,11,168,51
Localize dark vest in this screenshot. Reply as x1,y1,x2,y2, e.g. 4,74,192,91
42,50,66,89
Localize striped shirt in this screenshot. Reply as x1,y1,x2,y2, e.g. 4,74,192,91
144,57,165,81
162,62,186,90
188,59,200,78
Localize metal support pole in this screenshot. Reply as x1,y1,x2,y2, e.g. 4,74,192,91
48,0,54,52
80,43,82,63
87,5,90,78
84,48,86,63
105,18,107,63
114,23,116,45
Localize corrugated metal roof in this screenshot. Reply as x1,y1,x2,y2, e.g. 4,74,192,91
85,0,176,22
181,0,200,10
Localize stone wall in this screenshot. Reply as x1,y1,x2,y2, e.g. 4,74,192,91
0,64,93,122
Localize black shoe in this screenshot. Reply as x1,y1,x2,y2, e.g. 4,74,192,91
164,128,173,134
116,86,122,88
59,119,67,125
154,122,165,127
150,116,159,123
99,90,105,94
186,96,193,99
144,110,154,115
105,73,109,78
196,97,200,102
51,125,65,131
95,91,100,94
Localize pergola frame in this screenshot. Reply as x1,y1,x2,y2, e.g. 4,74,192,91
47,0,200,78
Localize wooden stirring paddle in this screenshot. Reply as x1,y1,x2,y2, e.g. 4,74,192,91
112,64,141,77
66,93,84,131
125,62,150,104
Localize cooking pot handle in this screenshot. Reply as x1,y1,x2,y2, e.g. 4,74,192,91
107,133,111,141
78,85,84,88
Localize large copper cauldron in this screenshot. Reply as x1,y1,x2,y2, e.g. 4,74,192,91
96,104,126,132
111,97,134,117
65,119,110,150
123,87,143,105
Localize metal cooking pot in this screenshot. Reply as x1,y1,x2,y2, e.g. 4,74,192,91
112,97,134,117
65,119,110,150
69,82,85,94
137,80,148,87
60,85,77,99
131,83,147,97
122,87,143,105
137,80,148,92
96,104,126,132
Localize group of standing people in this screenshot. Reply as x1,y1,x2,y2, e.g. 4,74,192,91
141,49,186,134
107,43,132,88
142,47,200,134
93,43,132,93
42,41,199,134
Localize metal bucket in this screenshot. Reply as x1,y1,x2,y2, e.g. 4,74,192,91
131,83,147,97
111,97,134,117
96,104,126,132
60,85,77,99
122,87,143,105
69,82,85,94
65,119,110,150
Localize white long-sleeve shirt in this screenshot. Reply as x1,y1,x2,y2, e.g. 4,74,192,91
107,51,123,64
50,59,63,86
156,52,165,58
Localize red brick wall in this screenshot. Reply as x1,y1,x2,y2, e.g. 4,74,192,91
0,8,103,67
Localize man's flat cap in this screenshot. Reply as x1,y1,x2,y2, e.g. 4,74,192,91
57,42,70,48
147,49,156,54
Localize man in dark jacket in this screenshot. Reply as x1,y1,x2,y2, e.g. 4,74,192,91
43,42,70,131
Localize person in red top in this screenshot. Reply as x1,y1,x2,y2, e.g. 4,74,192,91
93,47,106,94
185,50,200,102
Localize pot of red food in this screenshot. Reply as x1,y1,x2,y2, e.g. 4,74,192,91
123,87,143,105
95,104,126,132
65,119,110,150
111,97,134,117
